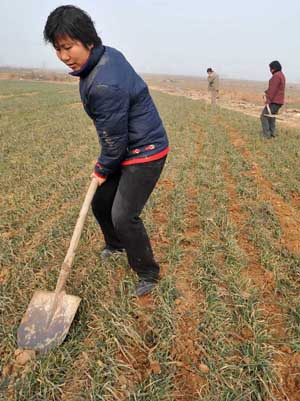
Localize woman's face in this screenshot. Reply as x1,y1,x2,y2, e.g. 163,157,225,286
54,35,93,71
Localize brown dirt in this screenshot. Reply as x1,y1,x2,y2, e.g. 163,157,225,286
3,77,300,399
222,121,300,255
222,144,298,401
222,163,287,339
63,173,177,399
1,349,36,401
61,295,126,399
98,176,178,399
272,351,300,401
61,348,95,401
172,126,208,400
289,190,300,211
0,73,15,80
149,81,300,129
223,165,276,290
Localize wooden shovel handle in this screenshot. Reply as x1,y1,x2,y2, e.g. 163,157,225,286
55,178,99,294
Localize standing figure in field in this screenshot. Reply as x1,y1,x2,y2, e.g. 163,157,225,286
207,68,219,106
260,61,286,139
44,5,169,296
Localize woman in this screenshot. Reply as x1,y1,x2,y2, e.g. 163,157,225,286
44,5,169,296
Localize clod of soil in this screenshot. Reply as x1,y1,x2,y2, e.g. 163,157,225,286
198,363,210,374
281,346,292,354
150,360,161,375
14,349,36,366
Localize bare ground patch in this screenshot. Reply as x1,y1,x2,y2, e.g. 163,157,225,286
149,85,300,129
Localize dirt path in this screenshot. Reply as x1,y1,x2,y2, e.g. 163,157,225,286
149,86,300,129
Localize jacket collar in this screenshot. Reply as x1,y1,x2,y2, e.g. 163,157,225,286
69,45,105,78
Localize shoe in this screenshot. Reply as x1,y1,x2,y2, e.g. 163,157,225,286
100,246,125,259
135,280,156,297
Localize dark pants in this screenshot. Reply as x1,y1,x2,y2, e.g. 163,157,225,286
92,156,166,282
260,103,282,138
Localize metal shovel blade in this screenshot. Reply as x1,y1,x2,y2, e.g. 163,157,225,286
17,290,81,353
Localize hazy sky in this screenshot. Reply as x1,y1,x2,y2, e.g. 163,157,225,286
1,0,300,82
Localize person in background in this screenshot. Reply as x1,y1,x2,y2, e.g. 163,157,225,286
260,60,286,139
44,5,169,296
207,67,219,106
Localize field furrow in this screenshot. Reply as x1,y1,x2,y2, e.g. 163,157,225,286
2,81,300,400
219,118,300,254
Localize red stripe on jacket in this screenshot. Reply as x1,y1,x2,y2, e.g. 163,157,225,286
121,147,169,166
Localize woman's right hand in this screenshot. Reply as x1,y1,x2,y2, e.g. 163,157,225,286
91,172,107,186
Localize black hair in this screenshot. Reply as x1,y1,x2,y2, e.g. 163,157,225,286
269,60,282,72
207,68,213,73
44,5,102,48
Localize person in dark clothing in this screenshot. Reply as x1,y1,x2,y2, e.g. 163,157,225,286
44,5,169,296
260,60,286,138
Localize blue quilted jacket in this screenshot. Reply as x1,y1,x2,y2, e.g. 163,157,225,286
71,45,169,177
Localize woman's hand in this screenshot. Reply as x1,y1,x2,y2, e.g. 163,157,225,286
91,172,107,186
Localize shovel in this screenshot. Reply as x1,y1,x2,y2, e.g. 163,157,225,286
263,104,284,120
17,178,99,353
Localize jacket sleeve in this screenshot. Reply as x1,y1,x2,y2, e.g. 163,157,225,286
266,75,280,104
89,84,130,177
